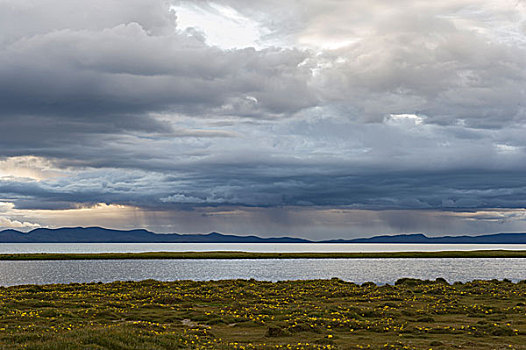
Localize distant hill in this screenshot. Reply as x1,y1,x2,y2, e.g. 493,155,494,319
0,227,526,244
0,227,310,243
322,233,526,244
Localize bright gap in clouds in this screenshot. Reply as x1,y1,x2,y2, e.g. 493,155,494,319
0,156,60,181
172,2,267,49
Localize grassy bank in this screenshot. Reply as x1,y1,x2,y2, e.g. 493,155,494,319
1,250,526,260
0,278,525,349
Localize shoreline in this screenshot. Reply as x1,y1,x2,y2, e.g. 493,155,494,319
2,249,526,260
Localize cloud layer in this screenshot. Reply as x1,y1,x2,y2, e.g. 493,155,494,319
1,0,526,237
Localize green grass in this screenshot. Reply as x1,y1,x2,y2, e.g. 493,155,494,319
1,250,526,260
0,278,525,349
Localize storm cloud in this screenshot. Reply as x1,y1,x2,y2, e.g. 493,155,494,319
1,0,526,237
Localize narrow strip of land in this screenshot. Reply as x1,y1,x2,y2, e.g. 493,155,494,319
1,250,526,260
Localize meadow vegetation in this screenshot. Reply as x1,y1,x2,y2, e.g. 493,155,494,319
1,250,526,260
0,278,525,349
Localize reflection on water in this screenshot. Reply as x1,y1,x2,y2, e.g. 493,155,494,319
1,243,526,254
0,258,525,286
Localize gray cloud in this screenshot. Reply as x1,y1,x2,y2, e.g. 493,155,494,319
1,0,526,237
0,21,314,118
0,1,316,161
2,161,526,212
185,0,526,127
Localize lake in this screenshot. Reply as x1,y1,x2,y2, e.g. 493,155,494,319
2,243,525,286
0,258,524,287
1,242,526,253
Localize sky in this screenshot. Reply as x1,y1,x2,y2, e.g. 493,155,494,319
1,0,526,239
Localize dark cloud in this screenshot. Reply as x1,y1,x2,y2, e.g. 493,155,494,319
2,166,526,212
1,0,526,236
0,22,314,119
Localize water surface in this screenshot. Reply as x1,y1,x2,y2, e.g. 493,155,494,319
1,243,526,254
0,258,524,286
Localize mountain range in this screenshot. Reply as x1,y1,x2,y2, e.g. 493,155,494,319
1,227,526,244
